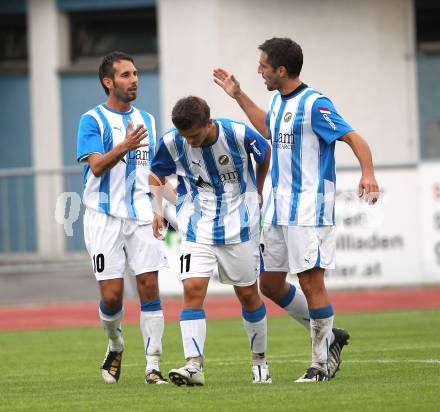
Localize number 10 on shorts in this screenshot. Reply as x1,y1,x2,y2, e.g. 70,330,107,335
93,253,105,273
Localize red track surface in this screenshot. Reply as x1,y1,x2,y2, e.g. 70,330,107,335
1,288,439,331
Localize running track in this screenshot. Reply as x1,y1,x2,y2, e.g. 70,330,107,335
1,288,439,331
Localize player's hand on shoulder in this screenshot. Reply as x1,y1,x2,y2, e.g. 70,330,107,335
359,175,380,205
213,68,241,98
123,120,149,151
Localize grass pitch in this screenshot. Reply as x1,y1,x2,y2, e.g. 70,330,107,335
1,309,439,412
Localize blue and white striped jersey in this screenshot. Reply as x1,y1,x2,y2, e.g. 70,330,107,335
76,104,156,223
151,119,269,245
264,84,353,226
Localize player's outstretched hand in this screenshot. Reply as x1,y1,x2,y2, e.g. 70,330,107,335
124,120,149,151
213,68,241,98
152,212,165,240
359,175,380,205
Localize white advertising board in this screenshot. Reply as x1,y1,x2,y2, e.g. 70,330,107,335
324,167,421,288
419,163,440,282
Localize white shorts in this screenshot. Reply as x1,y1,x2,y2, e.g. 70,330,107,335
261,224,335,274
83,208,169,281
179,238,260,287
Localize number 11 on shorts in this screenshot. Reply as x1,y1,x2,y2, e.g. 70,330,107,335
180,254,191,273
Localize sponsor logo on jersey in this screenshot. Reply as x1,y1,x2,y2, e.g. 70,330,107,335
319,107,336,130
195,170,241,190
218,155,229,165
192,159,202,167
249,138,262,156
284,112,292,122
274,131,295,149
127,147,150,166
217,170,240,184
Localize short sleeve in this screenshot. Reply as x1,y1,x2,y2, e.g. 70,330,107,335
311,97,354,144
244,126,269,164
150,137,177,176
76,114,104,162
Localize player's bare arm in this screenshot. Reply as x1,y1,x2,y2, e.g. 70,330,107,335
213,68,269,139
340,131,380,204
163,180,177,205
148,172,168,240
256,145,271,209
86,121,149,177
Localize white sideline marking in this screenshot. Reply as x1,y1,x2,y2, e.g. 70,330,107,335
347,344,440,354
122,358,440,368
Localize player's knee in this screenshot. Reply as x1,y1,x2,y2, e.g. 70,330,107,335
184,288,203,301
183,284,205,305
137,275,159,299
235,287,260,308
102,293,123,311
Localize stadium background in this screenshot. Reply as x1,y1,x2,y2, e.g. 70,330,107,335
0,0,439,301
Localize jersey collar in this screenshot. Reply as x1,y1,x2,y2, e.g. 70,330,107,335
102,104,134,115
280,83,308,100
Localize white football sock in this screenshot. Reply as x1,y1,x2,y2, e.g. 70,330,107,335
310,313,334,374
243,317,268,355
99,305,124,352
140,309,164,370
242,303,268,355
180,309,206,363
277,284,310,330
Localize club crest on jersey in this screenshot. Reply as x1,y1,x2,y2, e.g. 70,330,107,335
284,112,292,122
218,155,229,165
319,107,336,130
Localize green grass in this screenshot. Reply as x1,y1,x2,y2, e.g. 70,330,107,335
1,309,439,411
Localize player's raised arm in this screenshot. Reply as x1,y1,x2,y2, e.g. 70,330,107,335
86,121,148,177
213,68,269,139
340,131,380,204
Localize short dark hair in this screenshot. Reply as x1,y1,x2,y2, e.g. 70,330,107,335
99,51,134,95
171,96,210,130
258,38,303,78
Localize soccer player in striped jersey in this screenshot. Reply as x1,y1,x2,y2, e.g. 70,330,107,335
76,52,170,385
149,96,272,386
214,38,380,382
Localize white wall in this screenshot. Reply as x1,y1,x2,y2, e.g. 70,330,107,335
159,0,418,166
28,0,65,255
